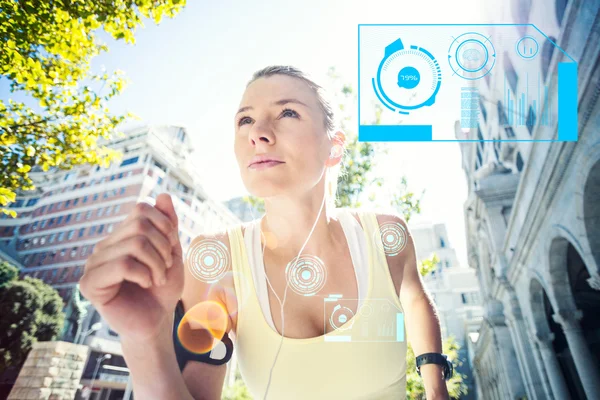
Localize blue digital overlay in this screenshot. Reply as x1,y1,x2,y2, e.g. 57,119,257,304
358,24,578,142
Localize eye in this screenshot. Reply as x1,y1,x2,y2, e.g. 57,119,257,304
280,108,299,118
238,116,252,126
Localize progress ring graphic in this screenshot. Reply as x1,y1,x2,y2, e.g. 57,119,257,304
372,37,442,115
285,254,327,296
186,238,230,283
375,222,408,256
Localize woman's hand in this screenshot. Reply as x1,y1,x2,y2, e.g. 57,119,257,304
80,193,184,343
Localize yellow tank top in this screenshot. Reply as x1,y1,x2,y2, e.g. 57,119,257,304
228,210,407,399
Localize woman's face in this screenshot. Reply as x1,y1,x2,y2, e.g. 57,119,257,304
234,74,331,199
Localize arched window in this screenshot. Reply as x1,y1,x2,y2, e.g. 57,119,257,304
556,0,568,26
516,152,524,172
511,0,532,34
542,36,557,82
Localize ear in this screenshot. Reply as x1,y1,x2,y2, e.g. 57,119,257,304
325,130,346,167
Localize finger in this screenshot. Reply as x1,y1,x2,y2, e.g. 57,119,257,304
89,235,168,286
120,201,178,246
155,193,179,233
80,256,153,306
93,217,173,268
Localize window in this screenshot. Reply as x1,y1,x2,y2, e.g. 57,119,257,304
73,198,79,206
93,193,98,201
70,247,78,258
103,191,108,199
26,198,39,207
51,269,58,279
58,268,69,282
65,200,71,208
120,156,139,167
48,204,54,212
73,266,83,279
105,207,111,216
33,237,39,245
98,224,104,234
90,226,97,235
97,208,103,217
118,172,123,179
79,227,85,237
479,98,487,123
556,0,567,25
120,187,126,195
110,175,115,181
177,128,186,143
157,177,163,185
40,236,46,245
65,214,72,223
516,152,524,172
511,0,532,34
60,249,66,257
86,210,92,220
58,232,65,242
107,223,114,233
81,246,88,256
57,202,62,210
541,36,557,82
114,204,121,214
83,195,88,203
67,230,74,240
503,53,519,94
75,212,81,221
445,260,451,268
526,105,536,135
49,233,56,243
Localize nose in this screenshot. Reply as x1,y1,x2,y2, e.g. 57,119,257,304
248,120,275,148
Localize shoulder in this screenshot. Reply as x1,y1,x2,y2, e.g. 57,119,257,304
181,221,253,315
344,208,415,298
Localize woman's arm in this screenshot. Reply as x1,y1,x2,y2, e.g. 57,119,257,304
121,231,235,400
376,213,450,400
121,322,196,400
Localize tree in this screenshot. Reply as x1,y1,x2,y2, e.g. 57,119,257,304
0,0,186,217
0,262,65,374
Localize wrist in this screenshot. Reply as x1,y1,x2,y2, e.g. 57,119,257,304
420,364,449,399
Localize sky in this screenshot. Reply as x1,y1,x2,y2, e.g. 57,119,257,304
1,0,498,267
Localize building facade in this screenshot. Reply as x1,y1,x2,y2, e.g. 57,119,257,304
459,1,600,399
0,125,240,399
411,222,483,399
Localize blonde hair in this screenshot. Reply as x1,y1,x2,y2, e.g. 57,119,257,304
247,65,344,208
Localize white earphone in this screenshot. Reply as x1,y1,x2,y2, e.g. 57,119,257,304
261,147,334,400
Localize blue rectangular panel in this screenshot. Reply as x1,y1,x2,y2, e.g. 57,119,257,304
396,313,405,342
558,62,578,141
359,125,433,142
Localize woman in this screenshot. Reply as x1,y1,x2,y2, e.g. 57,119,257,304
80,66,450,400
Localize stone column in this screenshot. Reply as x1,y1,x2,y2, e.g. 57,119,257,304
553,309,600,399
533,331,571,400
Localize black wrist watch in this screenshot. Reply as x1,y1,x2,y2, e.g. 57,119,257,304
415,353,453,381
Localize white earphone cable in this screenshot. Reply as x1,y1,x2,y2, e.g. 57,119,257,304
261,169,329,400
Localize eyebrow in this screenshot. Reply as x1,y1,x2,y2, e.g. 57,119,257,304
236,99,309,115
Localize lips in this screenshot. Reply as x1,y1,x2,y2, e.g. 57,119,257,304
248,160,284,170
248,154,284,168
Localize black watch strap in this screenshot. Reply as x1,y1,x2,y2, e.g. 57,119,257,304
415,353,453,380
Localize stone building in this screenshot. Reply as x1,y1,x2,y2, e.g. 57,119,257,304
459,0,600,399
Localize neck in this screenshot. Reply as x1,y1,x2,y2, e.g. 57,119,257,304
259,187,339,261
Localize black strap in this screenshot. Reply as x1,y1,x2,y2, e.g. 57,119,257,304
173,300,234,369
415,353,453,380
